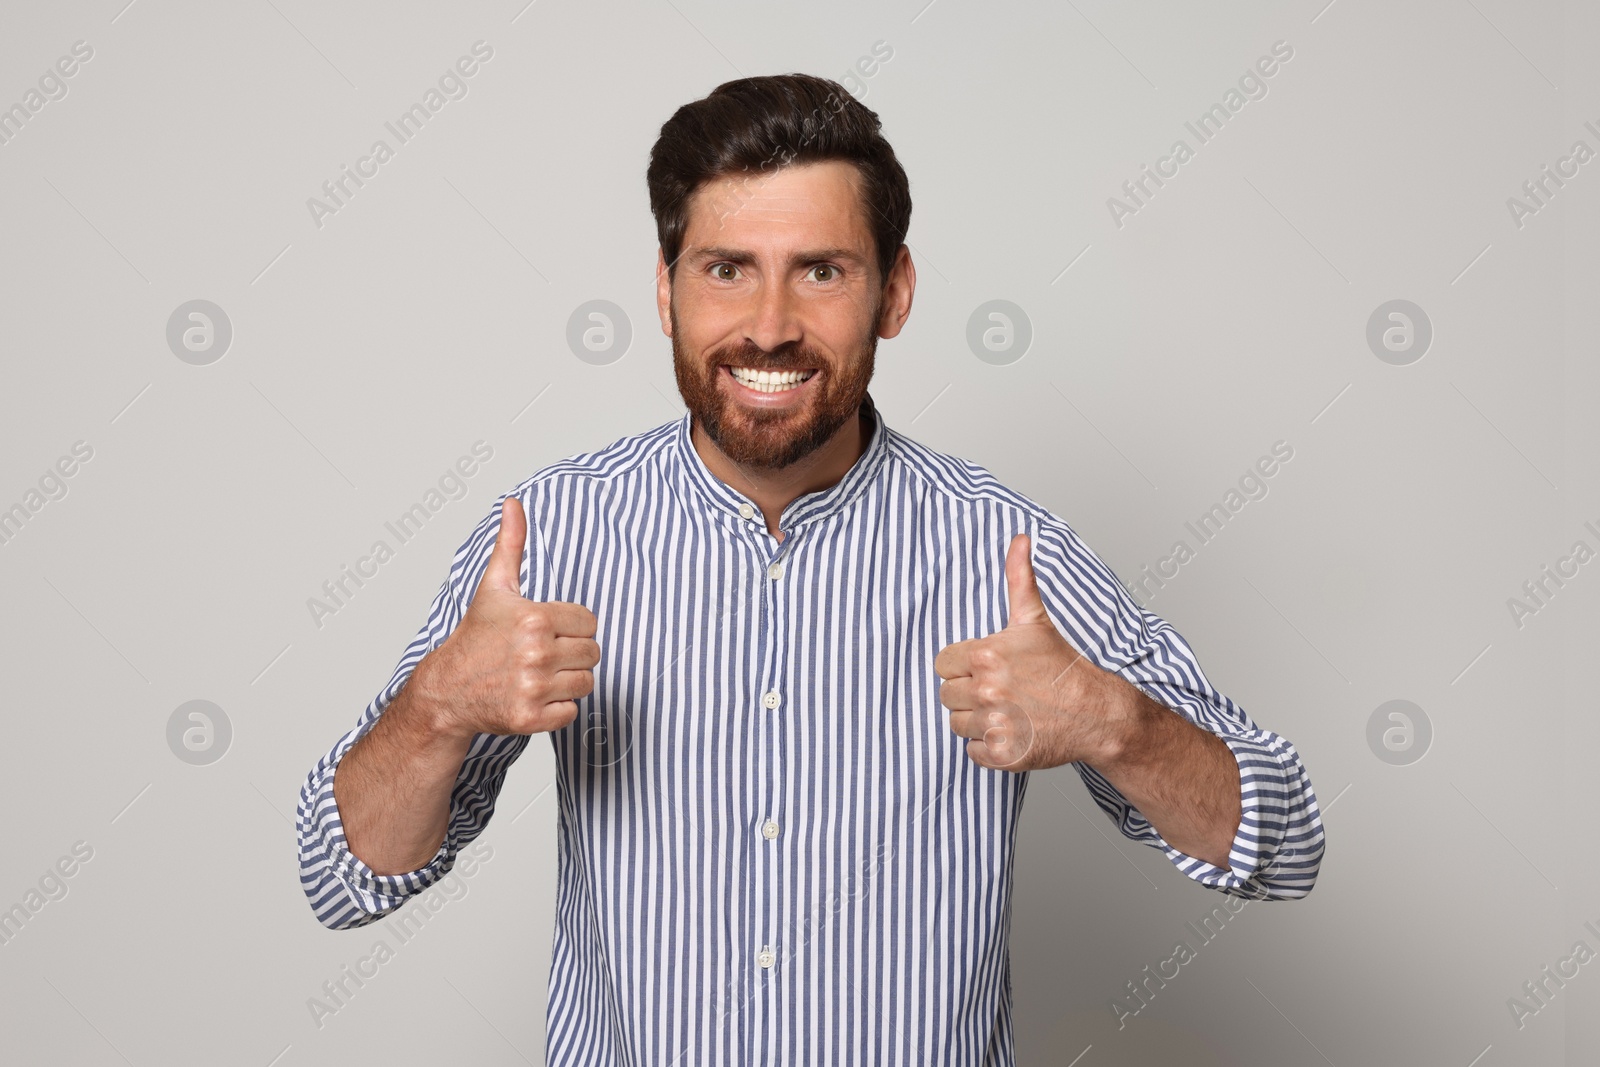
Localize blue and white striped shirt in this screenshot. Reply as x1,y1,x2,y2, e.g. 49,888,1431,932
297,391,1323,1065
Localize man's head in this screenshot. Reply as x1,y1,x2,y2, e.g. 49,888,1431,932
648,74,915,471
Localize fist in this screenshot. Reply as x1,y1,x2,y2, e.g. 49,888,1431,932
420,496,601,738
935,533,1117,772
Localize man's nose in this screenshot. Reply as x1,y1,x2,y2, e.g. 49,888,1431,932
744,280,804,357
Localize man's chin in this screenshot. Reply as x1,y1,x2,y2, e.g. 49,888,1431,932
719,397,806,430
708,424,807,470
701,401,817,467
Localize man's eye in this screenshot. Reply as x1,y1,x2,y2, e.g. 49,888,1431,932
712,263,740,280
809,264,839,283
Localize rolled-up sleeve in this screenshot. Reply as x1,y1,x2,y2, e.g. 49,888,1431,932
296,489,540,930
1028,517,1325,901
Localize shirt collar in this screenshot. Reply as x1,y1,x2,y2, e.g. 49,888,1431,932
671,390,890,534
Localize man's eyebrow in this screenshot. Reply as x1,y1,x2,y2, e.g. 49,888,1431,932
686,246,869,267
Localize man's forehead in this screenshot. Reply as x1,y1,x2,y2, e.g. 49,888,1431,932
684,161,869,242
697,188,820,225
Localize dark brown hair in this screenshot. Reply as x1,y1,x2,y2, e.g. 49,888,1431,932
647,73,912,288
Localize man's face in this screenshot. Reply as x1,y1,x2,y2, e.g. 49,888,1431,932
660,159,888,471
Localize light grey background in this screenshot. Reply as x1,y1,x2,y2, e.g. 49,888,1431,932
1,0,1594,1063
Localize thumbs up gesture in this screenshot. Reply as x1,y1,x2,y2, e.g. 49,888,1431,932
409,496,601,740
935,533,1123,772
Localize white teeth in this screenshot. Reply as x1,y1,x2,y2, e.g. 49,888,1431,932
729,367,815,393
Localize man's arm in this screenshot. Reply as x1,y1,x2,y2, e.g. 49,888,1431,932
938,524,1324,900
297,494,599,929
1080,678,1241,869
330,671,475,877
297,658,520,931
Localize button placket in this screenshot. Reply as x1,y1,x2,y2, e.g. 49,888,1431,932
753,528,792,995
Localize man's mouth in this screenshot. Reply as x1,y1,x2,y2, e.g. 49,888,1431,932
724,365,818,394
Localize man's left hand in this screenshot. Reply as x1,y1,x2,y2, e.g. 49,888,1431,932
936,533,1134,772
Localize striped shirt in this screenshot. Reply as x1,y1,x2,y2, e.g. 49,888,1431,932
296,390,1323,1065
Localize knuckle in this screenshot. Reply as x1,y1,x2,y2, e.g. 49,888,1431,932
519,694,560,732
520,700,569,734
517,669,545,700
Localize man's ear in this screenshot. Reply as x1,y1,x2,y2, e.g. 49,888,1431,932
656,247,674,337
876,244,915,340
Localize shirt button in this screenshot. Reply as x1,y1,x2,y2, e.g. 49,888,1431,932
757,945,775,968
738,502,755,520
762,820,780,840
762,690,781,709
767,561,784,580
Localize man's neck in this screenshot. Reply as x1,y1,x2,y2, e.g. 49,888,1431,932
691,403,871,543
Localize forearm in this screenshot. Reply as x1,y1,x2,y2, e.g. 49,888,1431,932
1085,677,1242,870
332,660,473,876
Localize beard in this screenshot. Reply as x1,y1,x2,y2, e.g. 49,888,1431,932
670,295,879,471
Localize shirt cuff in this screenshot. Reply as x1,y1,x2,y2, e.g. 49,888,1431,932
299,752,454,927
1158,731,1321,901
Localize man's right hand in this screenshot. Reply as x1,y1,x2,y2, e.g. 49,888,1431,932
410,496,600,739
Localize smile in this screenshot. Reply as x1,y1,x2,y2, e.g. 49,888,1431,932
725,366,818,394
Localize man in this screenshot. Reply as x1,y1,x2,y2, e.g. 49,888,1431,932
297,73,1323,1064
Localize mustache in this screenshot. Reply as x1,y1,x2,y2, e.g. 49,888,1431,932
710,342,819,367
708,342,819,371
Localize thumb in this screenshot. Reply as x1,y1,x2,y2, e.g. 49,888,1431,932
1004,533,1048,627
479,496,528,596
